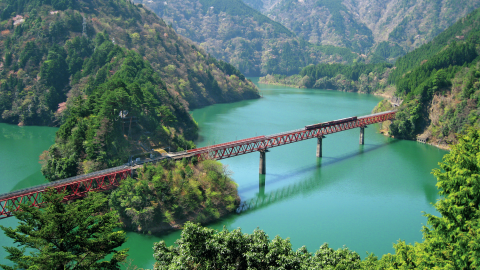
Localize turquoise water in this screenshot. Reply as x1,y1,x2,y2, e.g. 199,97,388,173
0,79,447,269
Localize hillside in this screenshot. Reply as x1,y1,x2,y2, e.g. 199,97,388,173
382,7,480,146
0,0,261,180
265,0,375,53
0,0,259,127
135,0,359,76
253,0,480,62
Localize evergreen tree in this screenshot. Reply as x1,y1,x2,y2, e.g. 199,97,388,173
0,191,128,270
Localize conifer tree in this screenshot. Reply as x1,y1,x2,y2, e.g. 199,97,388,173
0,191,128,270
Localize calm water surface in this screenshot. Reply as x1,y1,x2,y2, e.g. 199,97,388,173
0,79,447,268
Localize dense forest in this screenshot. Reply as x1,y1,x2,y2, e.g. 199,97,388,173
386,7,480,144
259,62,393,94
0,0,259,127
136,0,359,76
39,35,198,180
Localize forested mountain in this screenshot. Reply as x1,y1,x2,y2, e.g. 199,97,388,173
245,0,480,62
0,0,260,179
135,0,358,76
384,7,480,145
0,0,259,127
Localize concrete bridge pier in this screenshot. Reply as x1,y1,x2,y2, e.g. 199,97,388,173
316,136,326,157
259,149,269,175
360,126,367,145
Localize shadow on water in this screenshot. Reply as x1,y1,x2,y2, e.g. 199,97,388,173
239,139,400,194
236,139,401,214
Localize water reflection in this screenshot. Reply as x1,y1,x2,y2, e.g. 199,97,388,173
236,138,440,214
239,139,399,196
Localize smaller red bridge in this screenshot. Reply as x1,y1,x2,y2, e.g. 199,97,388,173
0,110,395,219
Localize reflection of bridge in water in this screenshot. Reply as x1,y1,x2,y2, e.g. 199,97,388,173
0,111,395,219
236,140,400,213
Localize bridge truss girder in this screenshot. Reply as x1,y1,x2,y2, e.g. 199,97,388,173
195,111,395,161
0,169,131,219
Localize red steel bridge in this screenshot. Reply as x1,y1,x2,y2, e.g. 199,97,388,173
0,110,395,219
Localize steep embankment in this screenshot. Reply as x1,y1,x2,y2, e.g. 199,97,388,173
0,0,259,127
135,0,358,76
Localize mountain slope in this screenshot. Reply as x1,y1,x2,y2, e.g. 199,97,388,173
136,0,358,76
380,7,480,145
266,0,375,53
0,0,260,179
255,0,480,61
0,0,259,127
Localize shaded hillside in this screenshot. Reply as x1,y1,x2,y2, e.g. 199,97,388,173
136,0,358,76
0,0,259,127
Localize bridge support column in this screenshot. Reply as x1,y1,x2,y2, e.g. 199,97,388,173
259,150,269,175
316,136,326,157
360,126,367,145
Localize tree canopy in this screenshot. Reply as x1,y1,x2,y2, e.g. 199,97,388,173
0,191,128,270
153,222,362,270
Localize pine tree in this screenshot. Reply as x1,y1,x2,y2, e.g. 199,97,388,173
0,191,128,270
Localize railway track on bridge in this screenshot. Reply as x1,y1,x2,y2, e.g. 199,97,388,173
0,110,395,219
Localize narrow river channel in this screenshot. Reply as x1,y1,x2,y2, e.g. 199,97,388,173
0,78,447,269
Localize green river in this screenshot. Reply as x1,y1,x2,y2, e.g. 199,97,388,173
0,79,447,269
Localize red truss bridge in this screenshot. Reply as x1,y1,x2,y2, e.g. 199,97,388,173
0,110,395,219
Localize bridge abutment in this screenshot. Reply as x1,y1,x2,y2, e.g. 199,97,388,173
316,136,326,157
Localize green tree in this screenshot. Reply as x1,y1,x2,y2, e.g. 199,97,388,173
421,128,480,268
153,222,361,269
376,128,480,268
0,191,129,270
